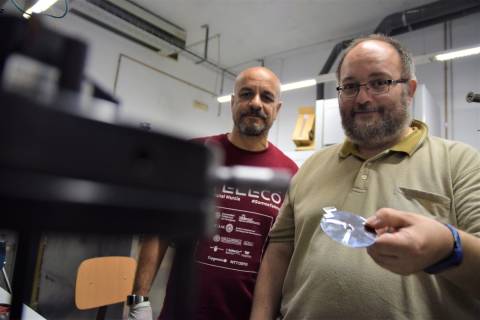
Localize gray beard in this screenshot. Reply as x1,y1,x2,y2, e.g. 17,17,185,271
238,121,266,136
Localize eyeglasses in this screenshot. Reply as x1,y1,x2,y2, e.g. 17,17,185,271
336,79,408,99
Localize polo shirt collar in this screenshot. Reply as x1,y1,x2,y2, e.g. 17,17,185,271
339,120,428,159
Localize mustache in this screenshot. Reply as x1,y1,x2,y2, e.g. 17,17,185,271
240,108,267,120
351,103,384,115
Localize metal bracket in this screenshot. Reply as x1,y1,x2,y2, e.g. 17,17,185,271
196,24,210,64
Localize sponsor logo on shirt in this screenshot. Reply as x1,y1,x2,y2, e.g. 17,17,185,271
220,185,282,205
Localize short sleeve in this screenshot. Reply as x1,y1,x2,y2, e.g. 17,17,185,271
269,187,296,243
451,143,480,237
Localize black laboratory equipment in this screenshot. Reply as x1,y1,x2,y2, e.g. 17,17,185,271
0,15,216,319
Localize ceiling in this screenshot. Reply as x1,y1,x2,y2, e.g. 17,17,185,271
135,0,437,70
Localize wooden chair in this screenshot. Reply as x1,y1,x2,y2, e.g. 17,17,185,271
75,256,137,320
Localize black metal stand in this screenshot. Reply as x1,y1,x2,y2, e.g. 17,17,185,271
0,15,217,320
170,240,197,320
9,229,41,319
0,91,214,319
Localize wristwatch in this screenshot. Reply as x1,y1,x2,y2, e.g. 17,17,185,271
424,224,463,274
127,294,149,306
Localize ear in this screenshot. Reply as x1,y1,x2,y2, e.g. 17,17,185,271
230,95,235,109
407,79,417,98
273,101,282,120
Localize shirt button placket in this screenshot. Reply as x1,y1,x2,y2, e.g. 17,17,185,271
359,161,370,188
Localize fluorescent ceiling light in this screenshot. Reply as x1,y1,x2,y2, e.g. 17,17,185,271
217,79,317,103
434,46,480,61
217,95,231,103
281,79,316,92
23,0,59,19
217,43,480,104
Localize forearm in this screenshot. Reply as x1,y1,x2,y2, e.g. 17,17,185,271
250,241,293,320
133,235,169,296
440,230,480,299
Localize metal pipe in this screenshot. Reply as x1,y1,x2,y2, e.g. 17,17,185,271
443,22,449,139
315,39,351,99
183,46,236,78
196,24,210,65
317,0,480,100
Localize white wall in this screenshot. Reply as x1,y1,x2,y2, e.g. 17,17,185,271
264,41,335,152
45,13,235,139
450,14,480,147
25,8,480,153
264,12,480,152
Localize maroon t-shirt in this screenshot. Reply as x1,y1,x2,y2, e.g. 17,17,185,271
159,133,298,320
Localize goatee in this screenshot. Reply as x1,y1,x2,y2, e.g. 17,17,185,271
237,109,269,136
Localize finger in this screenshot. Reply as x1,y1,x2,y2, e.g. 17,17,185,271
371,226,395,236
369,232,413,257
367,248,415,275
367,244,398,259
366,208,414,229
368,251,399,266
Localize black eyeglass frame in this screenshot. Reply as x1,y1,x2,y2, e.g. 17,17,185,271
336,79,409,99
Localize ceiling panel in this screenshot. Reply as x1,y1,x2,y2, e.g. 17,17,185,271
134,0,438,68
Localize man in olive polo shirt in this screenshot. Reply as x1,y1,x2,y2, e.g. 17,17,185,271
250,34,480,320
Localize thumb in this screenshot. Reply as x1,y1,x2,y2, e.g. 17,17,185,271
366,208,413,229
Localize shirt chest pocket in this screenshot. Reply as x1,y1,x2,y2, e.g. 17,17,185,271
394,187,452,222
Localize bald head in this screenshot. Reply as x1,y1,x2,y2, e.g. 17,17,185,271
336,34,415,82
234,67,281,98
229,66,282,142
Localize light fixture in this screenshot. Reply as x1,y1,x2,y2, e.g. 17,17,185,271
216,43,480,103
280,79,316,92
216,79,317,103
23,0,59,19
217,95,232,103
434,45,480,61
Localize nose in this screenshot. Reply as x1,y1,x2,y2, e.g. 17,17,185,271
355,85,372,104
249,93,262,109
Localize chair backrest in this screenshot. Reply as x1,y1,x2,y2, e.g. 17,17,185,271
75,256,136,310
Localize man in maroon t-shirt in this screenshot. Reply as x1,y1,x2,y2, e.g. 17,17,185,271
128,66,298,320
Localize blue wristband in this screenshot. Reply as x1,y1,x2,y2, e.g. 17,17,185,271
424,224,463,274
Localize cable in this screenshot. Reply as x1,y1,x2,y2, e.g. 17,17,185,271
10,0,69,19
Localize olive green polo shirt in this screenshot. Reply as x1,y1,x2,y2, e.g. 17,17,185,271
339,121,423,159
270,120,480,319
